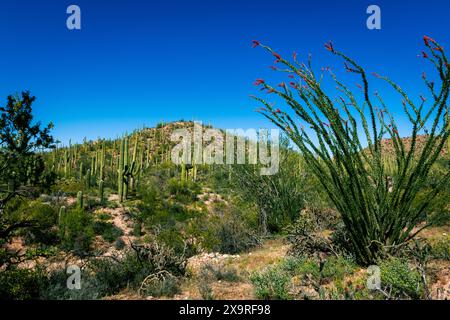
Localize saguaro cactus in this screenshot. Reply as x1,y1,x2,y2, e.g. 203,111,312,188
118,137,126,202
85,169,91,189
77,191,83,210
99,180,104,203
58,206,66,224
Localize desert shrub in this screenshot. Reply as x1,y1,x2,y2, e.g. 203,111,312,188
279,255,357,288
142,275,180,297
52,179,84,196
250,266,292,300
167,178,200,202
379,257,424,299
114,237,126,250
201,263,241,282
12,200,58,245
41,240,187,299
59,208,94,255
211,208,260,254
231,138,310,233
285,210,331,257
92,221,123,243
330,222,356,256
197,269,215,300
430,238,450,260
0,267,43,300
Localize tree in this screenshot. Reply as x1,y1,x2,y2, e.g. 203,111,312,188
252,37,449,264
0,91,56,240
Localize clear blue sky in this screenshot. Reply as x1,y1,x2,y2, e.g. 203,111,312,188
0,0,449,144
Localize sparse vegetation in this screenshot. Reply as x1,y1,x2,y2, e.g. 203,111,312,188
0,37,448,301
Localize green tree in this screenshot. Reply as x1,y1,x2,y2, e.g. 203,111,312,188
0,91,56,240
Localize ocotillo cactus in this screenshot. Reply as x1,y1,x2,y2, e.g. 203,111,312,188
77,191,83,210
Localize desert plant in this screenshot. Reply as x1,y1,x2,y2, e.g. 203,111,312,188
231,137,309,233
379,257,424,299
253,37,450,264
250,266,292,300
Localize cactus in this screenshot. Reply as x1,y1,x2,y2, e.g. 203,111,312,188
99,143,105,181
253,38,450,264
99,179,104,203
85,169,91,189
118,137,125,202
58,206,66,224
77,191,83,210
79,162,84,181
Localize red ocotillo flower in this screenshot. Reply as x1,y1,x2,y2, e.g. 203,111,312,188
273,52,282,63
421,51,428,58
356,84,362,89
423,35,436,46
372,72,381,78
420,95,426,102
254,79,265,86
288,74,294,79
393,129,399,135
274,108,281,113
293,51,297,60
267,88,276,94
324,41,334,52
269,66,277,70
433,46,443,51
252,40,260,48
278,82,286,88
289,82,298,89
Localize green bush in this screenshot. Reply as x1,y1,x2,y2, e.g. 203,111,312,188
142,276,181,297
201,263,241,282
279,255,356,285
93,221,123,243
59,208,94,255
0,267,43,300
250,267,292,300
379,257,424,299
17,201,58,245
211,207,260,254
430,238,450,260
41,240,187,299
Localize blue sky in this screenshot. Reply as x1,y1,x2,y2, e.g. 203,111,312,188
0,0,449,144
